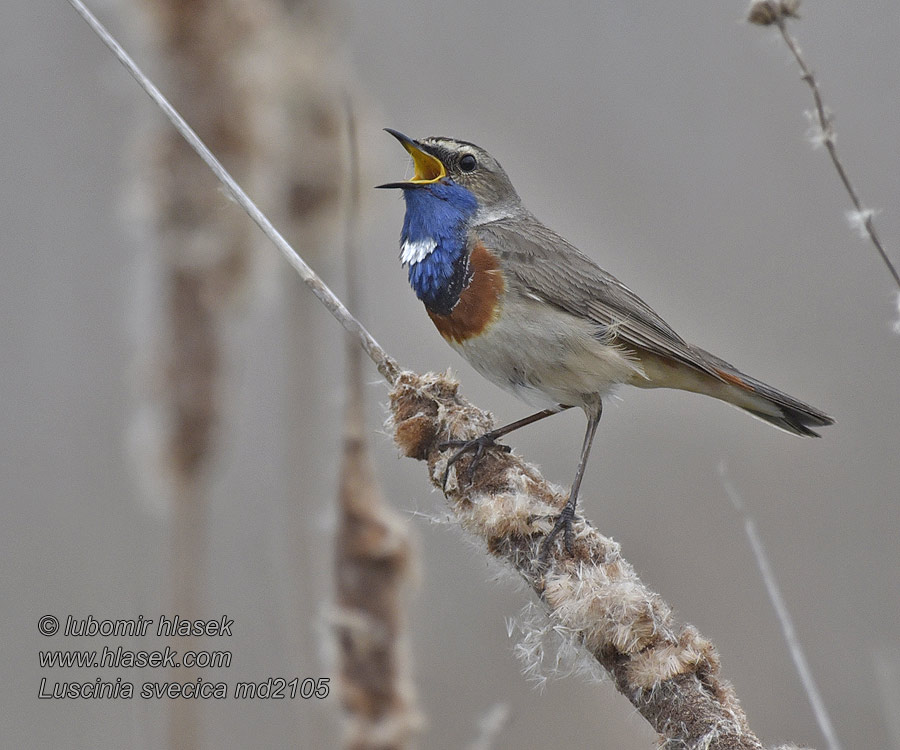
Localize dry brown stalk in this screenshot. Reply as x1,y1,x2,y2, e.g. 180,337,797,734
389,370,800,750
334,418,420,750
136,1,270,746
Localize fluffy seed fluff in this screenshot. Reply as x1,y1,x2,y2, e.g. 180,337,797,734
803,109,833,150
846,208,876,239
388,370,769,748
508,601,606,690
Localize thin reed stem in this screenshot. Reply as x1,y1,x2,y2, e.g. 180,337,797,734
749,0,900,289
719,462,842,750
68,0,400,385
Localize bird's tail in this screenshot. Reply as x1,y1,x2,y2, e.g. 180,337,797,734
694,348,834,437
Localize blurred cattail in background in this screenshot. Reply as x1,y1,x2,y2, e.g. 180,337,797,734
127,1,370,745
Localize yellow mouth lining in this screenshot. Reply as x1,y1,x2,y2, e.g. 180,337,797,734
402,142,446,183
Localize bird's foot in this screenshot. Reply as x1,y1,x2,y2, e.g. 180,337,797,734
540,502,578,560
438,432,512,490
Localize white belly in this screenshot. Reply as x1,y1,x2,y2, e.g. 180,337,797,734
447,298,644,411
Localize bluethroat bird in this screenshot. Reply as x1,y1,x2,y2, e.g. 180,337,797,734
378,129,833,554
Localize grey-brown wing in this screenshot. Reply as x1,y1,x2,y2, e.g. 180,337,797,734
477,218,717,376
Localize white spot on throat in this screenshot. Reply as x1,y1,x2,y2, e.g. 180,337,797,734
400,237,437,266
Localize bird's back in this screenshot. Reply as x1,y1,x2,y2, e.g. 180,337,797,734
471,214,833,435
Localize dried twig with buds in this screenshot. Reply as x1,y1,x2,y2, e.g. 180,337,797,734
748,0,900,294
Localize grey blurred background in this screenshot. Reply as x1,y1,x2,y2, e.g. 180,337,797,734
4,1,899,748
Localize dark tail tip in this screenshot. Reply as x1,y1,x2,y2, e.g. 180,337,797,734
746,403,834,437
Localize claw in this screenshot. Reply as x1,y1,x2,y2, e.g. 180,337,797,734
438,433,511,491
539,502,578,560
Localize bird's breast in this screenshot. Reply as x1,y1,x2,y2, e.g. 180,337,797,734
427,242,505,343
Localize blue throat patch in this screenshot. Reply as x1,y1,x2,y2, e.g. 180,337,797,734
400,181,478,316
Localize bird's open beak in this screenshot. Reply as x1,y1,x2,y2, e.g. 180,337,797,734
376,129,446,189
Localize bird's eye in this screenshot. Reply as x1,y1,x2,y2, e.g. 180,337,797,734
459,154,477,173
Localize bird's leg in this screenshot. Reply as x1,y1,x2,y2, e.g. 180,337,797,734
440,406,571,490
540,407,602,558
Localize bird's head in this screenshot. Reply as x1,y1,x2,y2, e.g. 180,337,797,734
377,129,520,215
